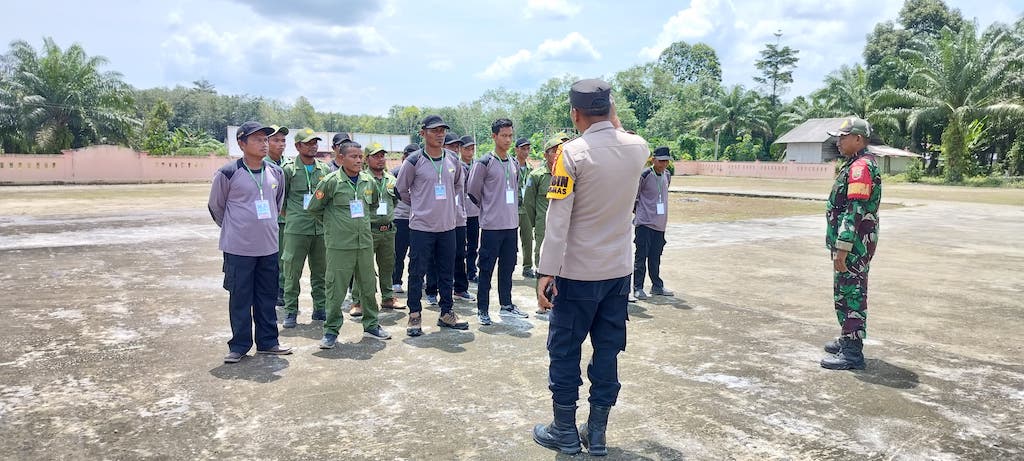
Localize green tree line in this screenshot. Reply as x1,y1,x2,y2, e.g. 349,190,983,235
1,0,1021,180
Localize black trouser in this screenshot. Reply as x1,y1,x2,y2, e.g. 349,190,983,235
466,216,480,280
392,218,410,286
547,276,629,407
427,225,468,295
477,228,517,313
633,225,666,290
223,252,280,354
408,229,455,314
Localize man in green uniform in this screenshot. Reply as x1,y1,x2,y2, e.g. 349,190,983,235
307,141,392,347
279,128,331,328
523,133,568,314
266,125,289,306
822,117,882,370
515,138,535,278
350,142,402,315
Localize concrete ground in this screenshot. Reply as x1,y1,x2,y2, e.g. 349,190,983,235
0,181,1021,460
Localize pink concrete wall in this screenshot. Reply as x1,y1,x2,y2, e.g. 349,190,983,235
0,145,227,184
674,160,835,179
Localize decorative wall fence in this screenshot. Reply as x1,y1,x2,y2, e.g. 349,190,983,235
0,146,838,185
674,160,836,179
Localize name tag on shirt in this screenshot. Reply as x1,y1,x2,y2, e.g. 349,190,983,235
376,201,388,215
435,184,447,200
255,200,272,220
506,189,515,204
350,200,365,218
656,203,666,215
302,193,313,210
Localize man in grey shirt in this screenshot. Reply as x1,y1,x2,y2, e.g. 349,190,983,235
633,146,674,300
467,118,529,325
208,121,293,364
459,135,481,283
395,115,470,336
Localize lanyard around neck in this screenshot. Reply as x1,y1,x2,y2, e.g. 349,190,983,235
243,160,265,200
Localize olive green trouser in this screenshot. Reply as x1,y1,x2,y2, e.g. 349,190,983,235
519,211,533,271
281,232,327,315
352,228,397,304
324,248,378,336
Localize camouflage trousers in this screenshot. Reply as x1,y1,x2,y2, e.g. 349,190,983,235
833,248,874,339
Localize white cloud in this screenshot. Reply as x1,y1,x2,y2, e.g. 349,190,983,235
536,32,601,61
428,59,455,71
524,0,581,19
639,0,722,59
477,32,600,80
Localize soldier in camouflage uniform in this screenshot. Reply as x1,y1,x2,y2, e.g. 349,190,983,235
822,117,882,370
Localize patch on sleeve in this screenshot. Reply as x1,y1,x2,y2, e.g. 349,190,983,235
546,146,574,200
315,190,325,200
846,160,872,200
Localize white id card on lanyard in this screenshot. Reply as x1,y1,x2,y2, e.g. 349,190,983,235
506,189,515,204
350,200,365,218
656,202,666,215
376,201,388,215
303,193,313,210
435,184,447,200
255,200,272,219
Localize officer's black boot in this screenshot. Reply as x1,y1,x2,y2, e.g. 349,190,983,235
820,337,865,370
532,402,581,454
823,337,841,354
579,404,611,456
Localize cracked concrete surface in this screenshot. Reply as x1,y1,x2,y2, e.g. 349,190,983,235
1,184,1022,460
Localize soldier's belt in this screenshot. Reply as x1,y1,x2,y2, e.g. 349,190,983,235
373,223,394,232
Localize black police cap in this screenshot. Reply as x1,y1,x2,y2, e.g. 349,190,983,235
569,79,612,110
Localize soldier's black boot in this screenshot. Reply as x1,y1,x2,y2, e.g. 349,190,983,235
820,337,865,370
579,404,611,456
532,403,581,454
823,337,841,354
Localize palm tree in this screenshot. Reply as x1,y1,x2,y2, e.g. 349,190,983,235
873,22,1024,181
694,85,768,159
2,37,138,153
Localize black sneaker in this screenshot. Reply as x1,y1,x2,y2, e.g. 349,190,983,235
478,312,492,325
311,309,326,321
282,313,297,328
500,304,529,318
363,326,392,340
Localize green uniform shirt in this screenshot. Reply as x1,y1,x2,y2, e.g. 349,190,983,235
826,150,882,253
368,170,398,228
523,164,552,228
517,163,531,214
266,156,287,224
281,159,332,236
306,170,378,250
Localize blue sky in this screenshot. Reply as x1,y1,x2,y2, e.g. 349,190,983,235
4,0,1021,115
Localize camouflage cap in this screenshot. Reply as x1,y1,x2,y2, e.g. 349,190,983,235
293,128,320,143
365,142,387,156
827,117,871,137
268,125,289,136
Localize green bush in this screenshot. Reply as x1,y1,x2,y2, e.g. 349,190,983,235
904,158,923,182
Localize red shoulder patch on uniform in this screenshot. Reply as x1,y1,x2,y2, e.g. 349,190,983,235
847,158,872,199
314,190,325,200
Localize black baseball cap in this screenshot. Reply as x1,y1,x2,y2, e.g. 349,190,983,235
236,121,274,139
444,133,462,145
458,135,476,147
515,137,531,148
403,143,420,154
421,114,450,130
332,132,352,146
570,79,612,111
653,146,672,160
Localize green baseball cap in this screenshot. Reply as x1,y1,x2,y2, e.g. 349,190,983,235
827,117,871,137
293,128,320,143
268,125,289,136
364,142,387,156
544,132,570,151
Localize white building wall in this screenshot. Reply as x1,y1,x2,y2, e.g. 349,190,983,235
783,143,824,163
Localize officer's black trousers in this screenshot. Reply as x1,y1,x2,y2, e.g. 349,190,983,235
408,229,455,314
547,276,629,407
477,228,518,312
633,225,667,290
223,252,281,354
466,216,480,280
391,218,410,286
